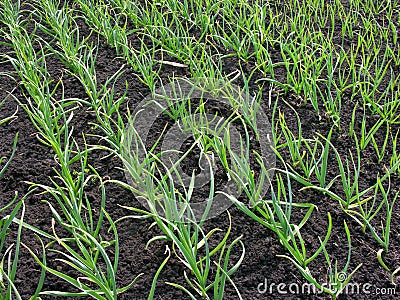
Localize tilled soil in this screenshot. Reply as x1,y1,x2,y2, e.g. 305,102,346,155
0,2,400,299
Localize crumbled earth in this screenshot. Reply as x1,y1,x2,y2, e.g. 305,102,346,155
0,2,399,300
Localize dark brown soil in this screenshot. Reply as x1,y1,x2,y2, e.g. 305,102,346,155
0,1,399,299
